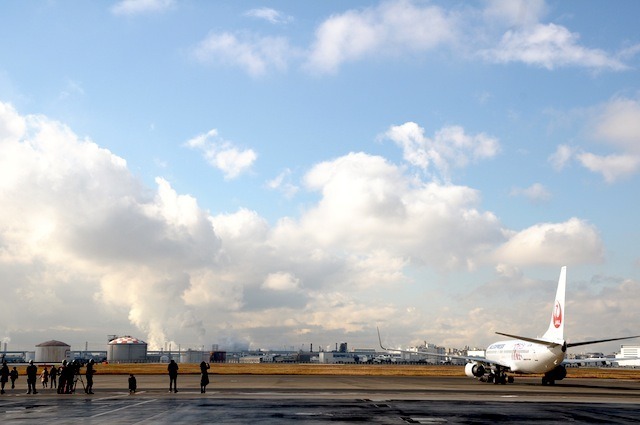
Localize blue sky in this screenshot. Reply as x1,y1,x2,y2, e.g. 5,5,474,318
1,0,639,353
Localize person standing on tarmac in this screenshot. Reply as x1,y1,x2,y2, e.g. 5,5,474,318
85,359,95,394
26,360,38,394
199,361,210,393
128,374,137,394
10,367,18,390
40,366,49,388
49,364,57,389
57,360,67,394
0,360,8,394
167,359,179,393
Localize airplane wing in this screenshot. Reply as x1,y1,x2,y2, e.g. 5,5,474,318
376,327,504,366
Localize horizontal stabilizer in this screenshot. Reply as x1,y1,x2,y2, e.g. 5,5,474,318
567,335,640,348
495,332,563,348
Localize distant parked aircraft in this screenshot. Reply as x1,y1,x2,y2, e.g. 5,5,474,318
379,266,640,385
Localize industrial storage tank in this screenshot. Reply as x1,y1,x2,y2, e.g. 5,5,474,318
35,340,70,363
107,336,148,363
180,349,206,363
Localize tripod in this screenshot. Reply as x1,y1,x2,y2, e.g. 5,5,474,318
73,373,85,393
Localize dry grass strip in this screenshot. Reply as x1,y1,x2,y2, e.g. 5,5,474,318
23,363,640,379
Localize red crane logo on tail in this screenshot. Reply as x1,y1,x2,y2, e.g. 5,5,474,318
553,301,562,328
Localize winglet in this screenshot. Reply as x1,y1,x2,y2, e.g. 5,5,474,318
377,326,389,350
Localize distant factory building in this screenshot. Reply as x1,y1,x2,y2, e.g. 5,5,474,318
35,340,71,363
107,336,148,363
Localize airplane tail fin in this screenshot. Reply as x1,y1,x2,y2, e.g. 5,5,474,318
542,266,566,343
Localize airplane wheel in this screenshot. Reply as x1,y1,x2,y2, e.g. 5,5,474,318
541,377,548,385
507,376,514,384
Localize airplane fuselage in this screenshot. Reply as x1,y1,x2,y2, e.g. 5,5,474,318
485,339,565,374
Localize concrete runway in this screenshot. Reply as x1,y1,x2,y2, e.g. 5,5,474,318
2,375,640,423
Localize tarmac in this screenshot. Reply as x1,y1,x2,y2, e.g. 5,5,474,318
1,375,640,423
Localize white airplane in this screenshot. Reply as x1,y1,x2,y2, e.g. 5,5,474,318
379,266,640,385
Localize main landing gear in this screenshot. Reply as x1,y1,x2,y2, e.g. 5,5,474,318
481,367,515,384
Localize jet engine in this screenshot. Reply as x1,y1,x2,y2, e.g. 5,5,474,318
464,362,486,378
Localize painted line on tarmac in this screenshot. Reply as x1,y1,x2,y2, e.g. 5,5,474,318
130,407,175,424
90,399,157,418
92,393,133,401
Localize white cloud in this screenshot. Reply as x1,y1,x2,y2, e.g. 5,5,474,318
0,102,221,349
293,152,504,270
111,0,175,16
0,102,619,351
576,152,640,184
383,121,500,181
510,183,552,203
245,8,293,24
494,218,604,266
548,144,576,171
184,129,257,179
482,23,627,70
184,1,631,76
305,0,456,74
593,98,640,154
266,168,299,198
192,32,290,77
554,98,640,183
483,0,548,27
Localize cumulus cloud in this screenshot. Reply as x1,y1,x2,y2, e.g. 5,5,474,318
0,102,615,351
111,0,175,16
493,218,604,266
305,0,456,74
184,129,257,179
293,152,505,270
192,32,291,77
383,121,500,181
245,8,293,24
0,102,220,349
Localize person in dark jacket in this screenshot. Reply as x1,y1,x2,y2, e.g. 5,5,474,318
26,360,38,394
9,367,18,390
128,374,137,394
167,359,179,393
0,361,8,394
199,361,210,393
49,365,57,389
85,359,95,394
57,361,67,394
